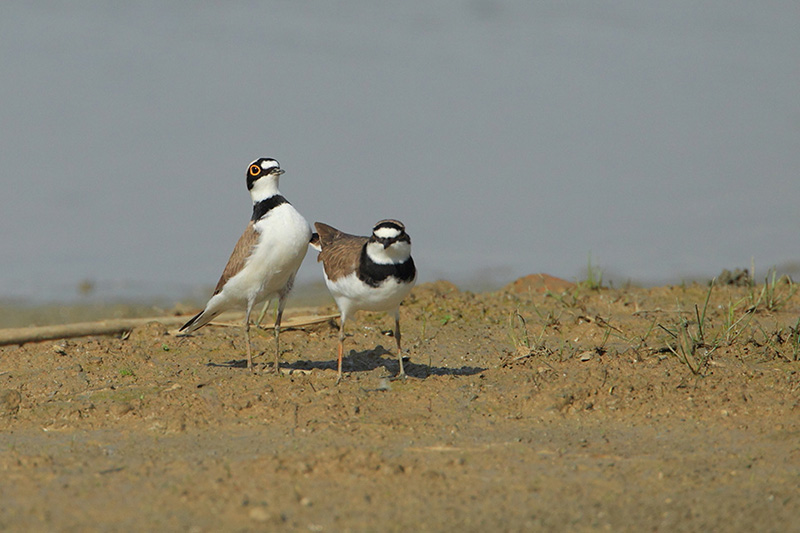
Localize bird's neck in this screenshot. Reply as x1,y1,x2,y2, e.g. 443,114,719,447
358,245,416,287
249,178,280,203
365,241,412,265
251,194,289,222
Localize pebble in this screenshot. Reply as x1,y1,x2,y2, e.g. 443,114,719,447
248,507,271,522
52,342,69,356
0,389,22,417
109,402,134,417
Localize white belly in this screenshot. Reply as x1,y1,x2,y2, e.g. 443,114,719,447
226,205,311,303
327,271,415,319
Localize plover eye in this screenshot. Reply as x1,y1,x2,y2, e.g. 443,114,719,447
249,164,261,176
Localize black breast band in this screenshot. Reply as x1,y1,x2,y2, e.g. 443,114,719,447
251,195,289,221
357,246,416,287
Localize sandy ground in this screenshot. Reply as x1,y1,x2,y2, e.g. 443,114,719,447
1,275,799,532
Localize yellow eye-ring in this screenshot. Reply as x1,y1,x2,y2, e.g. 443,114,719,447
249,164,260,176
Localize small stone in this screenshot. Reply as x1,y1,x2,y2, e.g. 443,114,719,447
0,389,22,417
579,351,594,362
248,507,271,522
52,342,69,356
109,402,134,417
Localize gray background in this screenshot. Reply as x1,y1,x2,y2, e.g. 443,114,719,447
2,2,798,302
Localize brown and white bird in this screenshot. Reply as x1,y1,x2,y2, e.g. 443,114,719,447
311,219,416,382
179,158,312,371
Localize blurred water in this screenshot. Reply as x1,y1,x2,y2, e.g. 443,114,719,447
1,2,799,303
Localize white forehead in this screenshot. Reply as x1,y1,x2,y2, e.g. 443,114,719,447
374,226,401,239
260,159,280,171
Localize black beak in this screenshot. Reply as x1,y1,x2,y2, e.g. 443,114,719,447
383,240,391,249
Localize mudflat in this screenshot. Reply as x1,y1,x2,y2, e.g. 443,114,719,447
1,276,798,531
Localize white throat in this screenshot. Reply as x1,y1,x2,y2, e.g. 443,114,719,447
366,240,411,265
250,175,280,203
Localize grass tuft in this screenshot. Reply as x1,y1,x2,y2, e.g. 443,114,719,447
579,253,604,291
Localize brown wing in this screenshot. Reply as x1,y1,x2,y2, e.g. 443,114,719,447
314,222,368,282
314,222,347,248
212,222,259,295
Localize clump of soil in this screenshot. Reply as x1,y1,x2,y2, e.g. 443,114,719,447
1,276,799,531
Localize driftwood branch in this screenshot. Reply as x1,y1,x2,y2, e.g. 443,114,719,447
0,313,339,347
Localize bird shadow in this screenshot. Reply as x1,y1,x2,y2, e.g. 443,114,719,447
207,359,249,369
208,344,485,379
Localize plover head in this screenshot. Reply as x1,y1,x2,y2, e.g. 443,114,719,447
366,219,411,264
247,157,285,199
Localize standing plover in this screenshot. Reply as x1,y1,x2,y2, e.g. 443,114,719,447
311,219,416,382
179,158,312,371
